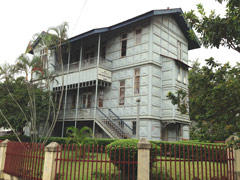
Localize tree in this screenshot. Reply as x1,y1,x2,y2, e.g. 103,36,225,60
0,22,69,143
168,58,240,141
167,0,240,143
190,58,240,141
184,0,240,53
0,76,49,141
15,54,42,81
66,126,93,145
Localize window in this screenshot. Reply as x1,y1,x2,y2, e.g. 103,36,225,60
82,93,92,108
72,94,77,109
177,41,182,61
83,45,95,65
40,48,47,68
177,64,181,81
135,29,142,44
134,68,140,94
98,90,104,107
121,33,127,57
184,71,187,84
182,69,187,84
100,42,106,60
119,80,125,105
132,121,136,135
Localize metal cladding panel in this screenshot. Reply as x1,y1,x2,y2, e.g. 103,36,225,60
151,120,161,138
140,96,148,106
53,68,97,87
125,107,132,116
141,86,148,95
139,120,148,137
152,106,161,116
182,125,190,140
125,97,132,106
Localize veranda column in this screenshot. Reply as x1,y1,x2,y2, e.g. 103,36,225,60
0,139,9,179
93,33,101,137
137,138,151,180
61,50,71,137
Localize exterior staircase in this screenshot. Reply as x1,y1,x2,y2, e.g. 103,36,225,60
95,107,133,139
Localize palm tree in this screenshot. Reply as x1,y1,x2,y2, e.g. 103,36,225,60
66,126,93,145
0,63,15,83
40,22,70,144
15,54,42,82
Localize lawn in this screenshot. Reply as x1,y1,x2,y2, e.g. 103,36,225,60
151,156,229,180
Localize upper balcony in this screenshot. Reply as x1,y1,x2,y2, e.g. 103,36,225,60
54,57,112,74
52,57,112,90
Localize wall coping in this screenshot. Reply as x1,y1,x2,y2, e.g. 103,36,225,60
137,138,151,149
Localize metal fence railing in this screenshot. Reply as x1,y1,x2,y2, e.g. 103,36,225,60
1,140,237,180
4,142,45,180
150,144,235,180
54,144,137,180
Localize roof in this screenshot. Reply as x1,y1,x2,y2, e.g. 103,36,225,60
29,8,200,53
67,8,200,50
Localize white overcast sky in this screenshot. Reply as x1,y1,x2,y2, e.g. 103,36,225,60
0,0,239,66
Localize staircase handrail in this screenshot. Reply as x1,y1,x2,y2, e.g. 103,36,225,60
96,107,127,136
108,108,133,133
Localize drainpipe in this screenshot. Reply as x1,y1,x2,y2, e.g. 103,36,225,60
136,98,141,139
93,34,101,138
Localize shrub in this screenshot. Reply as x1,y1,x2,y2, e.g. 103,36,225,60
0,135,31,142
150,141,226,161
42,137,116,148
106,139,138,180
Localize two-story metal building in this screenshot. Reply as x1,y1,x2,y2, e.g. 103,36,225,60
30,8,200,141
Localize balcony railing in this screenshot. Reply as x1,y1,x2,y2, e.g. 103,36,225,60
57,108,94,120
54,57,112,73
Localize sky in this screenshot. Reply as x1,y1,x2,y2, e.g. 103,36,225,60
0,0,239,66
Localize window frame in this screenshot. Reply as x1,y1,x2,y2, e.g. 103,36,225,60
71,94,77,109
98,90,104,108
82,93,92,108
135,29,142,44
121,33,127,57
177,41,182,61
119,80,125,105
134,68,140,94
132,121,136,135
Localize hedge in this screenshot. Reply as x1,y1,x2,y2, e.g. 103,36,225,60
150,141,226,161
0,135,31,142
0,135,116,148
106,139,138,180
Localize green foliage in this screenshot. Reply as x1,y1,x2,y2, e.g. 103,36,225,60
167,89,188,114
189,59,240,141
169,58,240,142
0,77,50,133
0,135,31,142
150,140,224,160
184,0,240,53
65,126,94,145
106,139,138,180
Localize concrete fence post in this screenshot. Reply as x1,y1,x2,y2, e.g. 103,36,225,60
0,139,9,179
226,135,240,180
137,138,151,180
42,142,59,180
